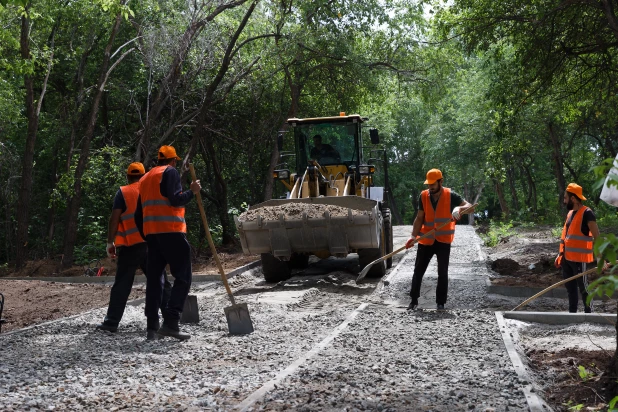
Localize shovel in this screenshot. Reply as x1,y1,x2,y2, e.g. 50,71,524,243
189,164,254,335
356,203,478,283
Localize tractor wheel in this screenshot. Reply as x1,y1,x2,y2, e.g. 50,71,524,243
289,253,310,269
260,253,292,283
383,208,394,269
358,223,387,278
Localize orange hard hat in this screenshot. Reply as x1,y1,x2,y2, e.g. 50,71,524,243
566,183,586,200
158,145,181,160
424,169,443,184
127,162,145,176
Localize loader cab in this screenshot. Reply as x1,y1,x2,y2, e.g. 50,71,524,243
288,114,365,174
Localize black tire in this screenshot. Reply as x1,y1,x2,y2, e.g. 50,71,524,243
358,222,387,278
289,253,310,269
260,253,292,282
383,208,394,269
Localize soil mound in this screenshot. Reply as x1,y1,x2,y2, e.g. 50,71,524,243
491,258,520,275
238,203,368,221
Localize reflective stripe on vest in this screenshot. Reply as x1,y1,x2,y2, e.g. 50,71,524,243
115,183,145,247
140,165,187,235
418,187,456,245
560,207,594,263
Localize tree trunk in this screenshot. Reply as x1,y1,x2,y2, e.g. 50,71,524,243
494,179,510,217
15,12,48,269
62,11,125,268
264,78,302,201
199,136,235,245
507,166,519,211
548,121,566,214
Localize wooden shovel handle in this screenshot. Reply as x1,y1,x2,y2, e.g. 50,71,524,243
189,164,236,305
511,265,610,311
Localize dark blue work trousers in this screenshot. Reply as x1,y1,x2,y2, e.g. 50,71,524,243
409,241,452,305
104,242,171,326
145,233,192,327
562,259,590,313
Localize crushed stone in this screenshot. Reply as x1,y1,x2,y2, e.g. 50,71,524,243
238,203,369,221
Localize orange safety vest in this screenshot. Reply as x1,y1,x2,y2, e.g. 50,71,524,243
560,207,594,263
418,188,456,245
140,165,187,236
115,183,145,247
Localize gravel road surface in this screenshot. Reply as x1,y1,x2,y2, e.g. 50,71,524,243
1,225,538,411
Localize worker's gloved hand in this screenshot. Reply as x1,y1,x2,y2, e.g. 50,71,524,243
452,207,461,220
405,237,416,249
554,254,562,269
106,242,116,259
598,257,610,272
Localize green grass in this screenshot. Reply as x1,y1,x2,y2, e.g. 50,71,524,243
480,220,516,247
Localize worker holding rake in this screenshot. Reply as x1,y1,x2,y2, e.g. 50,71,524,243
554,183,608,313
407,169,472,311
96,162,171,334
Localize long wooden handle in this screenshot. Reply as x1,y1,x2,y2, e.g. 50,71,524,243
189,164,236,305
511,265,607,311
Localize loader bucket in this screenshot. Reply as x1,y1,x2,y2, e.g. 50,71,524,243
234,196,382,260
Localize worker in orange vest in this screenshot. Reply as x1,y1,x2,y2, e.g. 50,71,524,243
97,162,171,333
135,146,201,340
406,169,472,311
554,183,607,313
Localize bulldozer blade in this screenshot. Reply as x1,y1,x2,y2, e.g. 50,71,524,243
223,302,254,335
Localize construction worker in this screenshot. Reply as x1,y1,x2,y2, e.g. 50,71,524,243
406,169,471,311
97,162,171,334
135,145,201,340
554,183,607,313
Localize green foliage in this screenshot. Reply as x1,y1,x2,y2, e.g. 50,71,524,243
577,365,592,382
609,395,618,410
480,220,515,247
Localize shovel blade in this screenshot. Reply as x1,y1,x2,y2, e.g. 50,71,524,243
180,295,200,324
355,264,372,284
224,302,254,335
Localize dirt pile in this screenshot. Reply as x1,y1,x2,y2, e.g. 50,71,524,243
238,203,369,221
0,280,145,332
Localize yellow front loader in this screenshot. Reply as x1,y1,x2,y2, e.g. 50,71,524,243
234,114,393,282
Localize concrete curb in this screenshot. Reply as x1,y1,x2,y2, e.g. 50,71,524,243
495,312,551,412
503,311,616,325
1,260,261,284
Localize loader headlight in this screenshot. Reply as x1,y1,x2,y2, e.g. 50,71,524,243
273,169,290,180
358,165,375,175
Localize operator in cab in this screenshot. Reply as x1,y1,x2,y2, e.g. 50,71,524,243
310,134,340,163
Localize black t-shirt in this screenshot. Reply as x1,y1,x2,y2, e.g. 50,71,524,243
417,189,464,213
112,189,126,213
565,208,596,235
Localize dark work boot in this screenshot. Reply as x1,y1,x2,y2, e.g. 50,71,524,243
146,329,161,340
146,318,160,340
407,299,418,311
437,304,445,311
157,319,190,341
96,322,118,333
